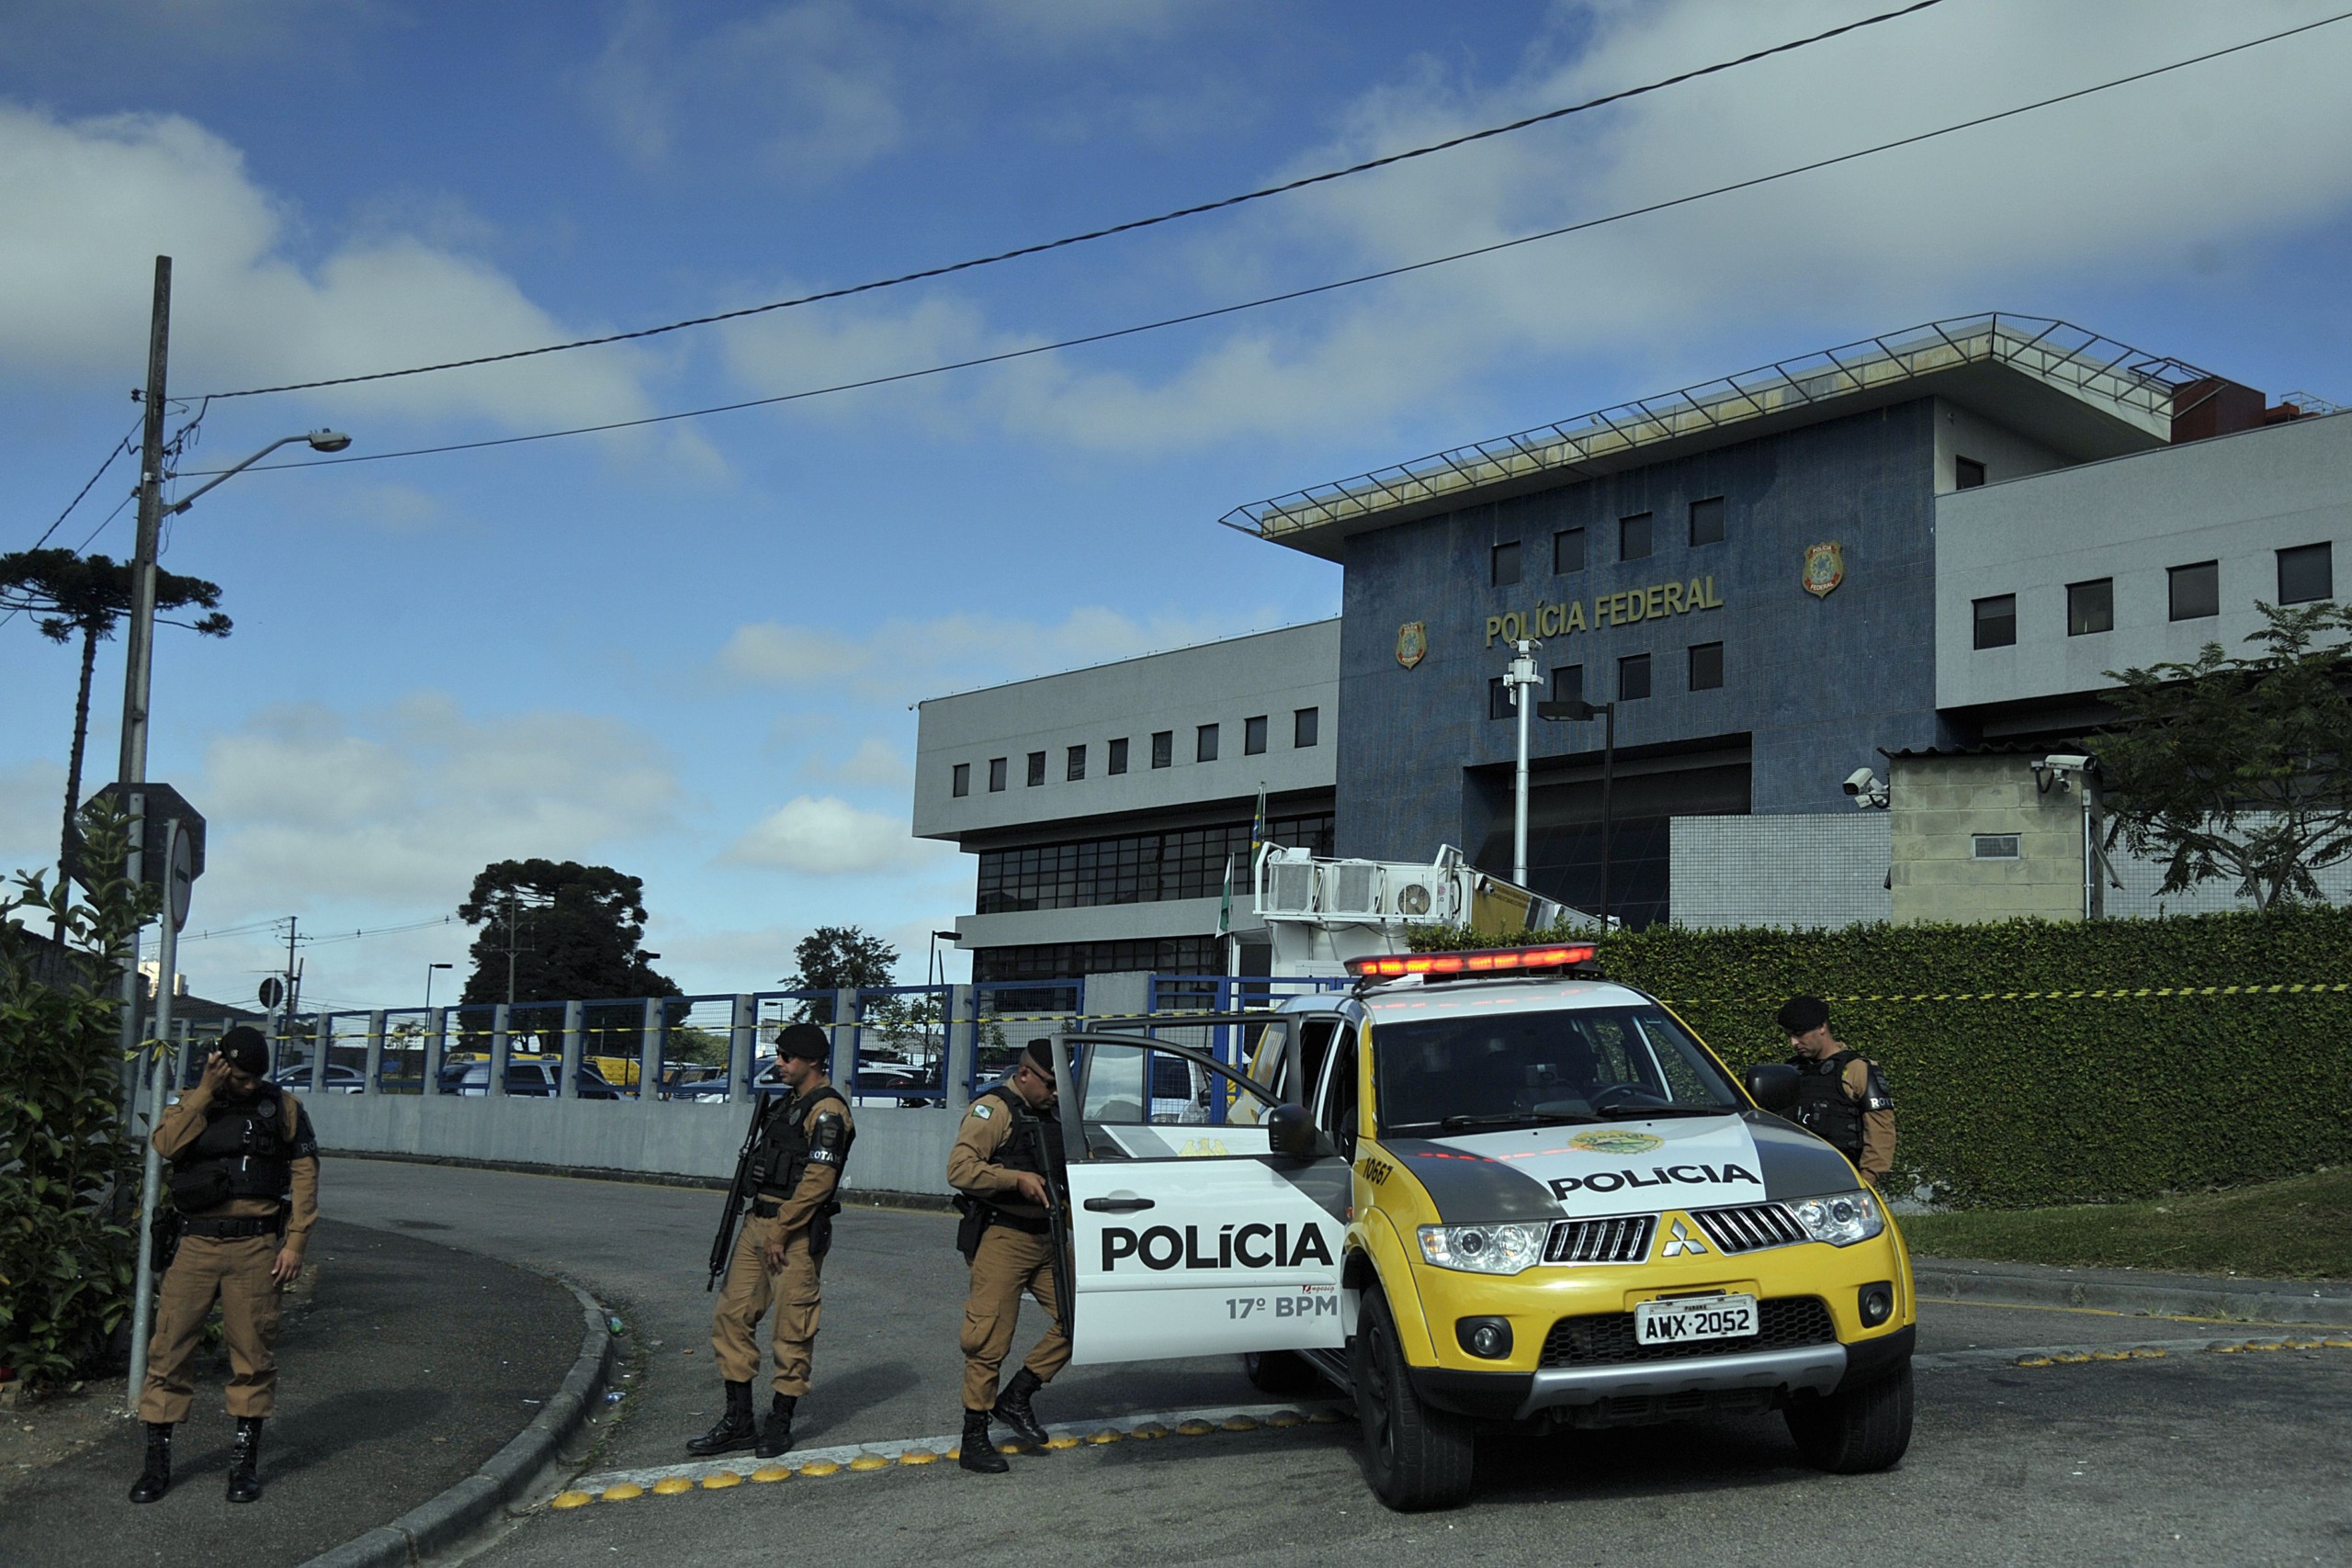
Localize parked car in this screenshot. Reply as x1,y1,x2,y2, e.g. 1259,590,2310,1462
268,1064,369,1094
437,1058,621,1100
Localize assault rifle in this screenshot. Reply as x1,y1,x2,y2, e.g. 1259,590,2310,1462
707,1087,783,1292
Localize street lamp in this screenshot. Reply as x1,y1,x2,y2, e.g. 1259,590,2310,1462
424,961,453,1012
927,929,960,989
1502,638,1544,885
1536,695,1617,931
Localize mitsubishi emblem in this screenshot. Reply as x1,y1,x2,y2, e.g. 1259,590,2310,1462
1661,1218,1708,1258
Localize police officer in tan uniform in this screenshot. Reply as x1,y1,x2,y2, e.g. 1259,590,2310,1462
131,1025,319,1505
948,1039,1069,1474
687,1023,854,1460
1776,995,1896,1185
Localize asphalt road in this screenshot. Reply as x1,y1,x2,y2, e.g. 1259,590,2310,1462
326,1157,2352,1568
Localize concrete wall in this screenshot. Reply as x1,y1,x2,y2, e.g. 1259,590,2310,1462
1888,754,2087,925
1936,412,2352,710
303,1093,965,1196
1671,813,1890,930
1336,400,1953,883
911,620,1340,843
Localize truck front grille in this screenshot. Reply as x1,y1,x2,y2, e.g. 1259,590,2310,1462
1538,1296,1836,1368
1691,1202,1809,1255
1545,1215,1656,1264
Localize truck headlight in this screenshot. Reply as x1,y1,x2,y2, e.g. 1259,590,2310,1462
1787,1190,1884,1247
1418,1223,1549,1275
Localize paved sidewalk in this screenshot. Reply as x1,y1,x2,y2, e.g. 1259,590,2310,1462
1913,1254,2352,1323
0,1219,584,1568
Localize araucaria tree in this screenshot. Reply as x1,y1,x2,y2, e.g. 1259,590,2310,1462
782,926,899,1022
2097,600,2352,908
457,860,678,1005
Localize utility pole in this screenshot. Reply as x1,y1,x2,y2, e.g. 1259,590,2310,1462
499,894,537,1007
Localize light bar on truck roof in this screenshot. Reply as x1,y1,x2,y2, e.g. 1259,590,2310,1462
1346,943,1598,980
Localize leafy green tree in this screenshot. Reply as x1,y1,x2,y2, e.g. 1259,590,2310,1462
2096,600,2352,908
456,859,679,1006
1,807,155,1385
0,549,231,913
782,925,899,1023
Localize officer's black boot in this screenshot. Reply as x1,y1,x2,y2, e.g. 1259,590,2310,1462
686,1380,759,1456
128,1422,174,1504
958,1408,1008,1474
755,1393,797,1460
225,1416,264,1504
991,1367,1051,1450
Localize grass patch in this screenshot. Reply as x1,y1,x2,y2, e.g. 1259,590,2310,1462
1902,1168,2352,1281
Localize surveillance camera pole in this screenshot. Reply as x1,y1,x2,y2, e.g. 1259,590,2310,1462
1507,638,1543,885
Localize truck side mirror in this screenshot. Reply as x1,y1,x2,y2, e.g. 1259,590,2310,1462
1266,1102,1320,1160
1744,1063,1799,1113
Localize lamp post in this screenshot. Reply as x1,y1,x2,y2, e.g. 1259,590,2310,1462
1503,638,1544,885
927,929,959,989
1536,696,1617,931
424,961,453,1012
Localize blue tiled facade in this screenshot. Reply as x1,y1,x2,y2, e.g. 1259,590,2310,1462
1335,399,1957,900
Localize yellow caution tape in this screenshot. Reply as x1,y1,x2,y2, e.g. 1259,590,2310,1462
1662,983,2352,1006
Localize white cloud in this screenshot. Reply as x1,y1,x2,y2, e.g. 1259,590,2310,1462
727,795,944,875
712,0,2352,452
809,737,911,789
718,604,1293,702
0,101,655,430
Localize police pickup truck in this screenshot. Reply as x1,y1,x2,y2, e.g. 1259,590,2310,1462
1043,942,1914,1511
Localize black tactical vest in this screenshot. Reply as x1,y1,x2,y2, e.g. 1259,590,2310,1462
1787,1050,1869,1162
749,1086,854,1196
170,1085,314,1213
975,1085,1066,1192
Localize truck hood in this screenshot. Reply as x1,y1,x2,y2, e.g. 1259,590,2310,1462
1382,1111,1857,1223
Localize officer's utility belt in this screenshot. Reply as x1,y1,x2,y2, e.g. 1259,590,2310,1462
983,1209,1051,1235
181,1213,285,1240
750,1197,786,1219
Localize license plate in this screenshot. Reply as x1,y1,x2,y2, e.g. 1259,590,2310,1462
1634,1293,1758,1346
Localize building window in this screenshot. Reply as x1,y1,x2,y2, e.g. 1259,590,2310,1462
1108,737,1129,774
1488,676,1515,720
1196,724,1218,762
988,757,1008,792
1956,457,1986,490
1551,664,1583,705
1688,497,1725,547
1972,833,2020,860
1620,513,1654,561
1554,526,1587,574
2169,561,2220,621
1492,541,1521,587
2278,542,2334,604
1244,715,1268,755
975,815,1336,916
952,762,970,798
1688,641,1724,691
1973,594,2017,649
1067,744,1086,782
2067,579,2114,636
1293,706,1319,748
1026,750,1046,786
1151,731,1172,769
1618,652,1651,702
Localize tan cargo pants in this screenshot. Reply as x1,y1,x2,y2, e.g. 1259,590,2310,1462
709,1213,824,1396
958,1221,1070,1409
138,1234,283,1423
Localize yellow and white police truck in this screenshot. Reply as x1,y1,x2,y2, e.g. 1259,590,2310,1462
1046,942,1914,1511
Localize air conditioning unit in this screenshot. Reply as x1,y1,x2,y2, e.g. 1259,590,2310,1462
1329,861,1379,916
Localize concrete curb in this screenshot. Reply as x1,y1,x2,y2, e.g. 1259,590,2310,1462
1914,1259,2352,1325
298,1280,616,1568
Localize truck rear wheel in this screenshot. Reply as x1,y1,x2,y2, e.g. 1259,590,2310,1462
1349,1289,1475,1511
1787,1360,1913,1472
1242,1350,1323,1397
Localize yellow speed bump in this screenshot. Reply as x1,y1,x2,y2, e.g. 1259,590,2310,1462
2283,1339,2322,1350
2129,1348,2168,1359
2092,1350,2134,1361
750,1464,793,1483
651,1477,694,1495
599,1483,644,1502
799,1460,842,1477
2015,1355,2052,1368
899,1449,941,1465
848,1455,891,1472
2245,1340,2289,1352
2324,1338,2352,1349
701,1472,742,1489
2052,1352,2094,1364
1175,1419,1216,1436
1087,1428,1123,1445
1045,1435,1081,1450
1220,1416,1260,1432
1266,1410,1306,1428
2210,1342,2244,1354
550,1491,594,1509
1130,1423,1170,1439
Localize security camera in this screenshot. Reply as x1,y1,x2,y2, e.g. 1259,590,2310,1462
2041,753,2092,773
1843,767,1875,796
2034,752,2096,795
1842,767,1888,810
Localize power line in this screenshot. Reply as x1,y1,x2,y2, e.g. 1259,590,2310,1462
194,0,1953,401
169,8,2352,482
19,419,141,550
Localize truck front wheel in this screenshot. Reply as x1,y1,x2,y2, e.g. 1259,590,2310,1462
1786,1360,1914,1472
1348,1288,1475,1510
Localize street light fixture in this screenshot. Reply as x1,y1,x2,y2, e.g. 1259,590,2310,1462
1536,695,1617,931
927,929,960,989
424,961,454,1012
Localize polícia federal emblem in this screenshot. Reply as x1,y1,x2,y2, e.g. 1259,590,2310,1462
1802,542,1845,598
1396,621,1428,669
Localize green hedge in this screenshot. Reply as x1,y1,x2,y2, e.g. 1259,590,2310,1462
1408,908,2352,1208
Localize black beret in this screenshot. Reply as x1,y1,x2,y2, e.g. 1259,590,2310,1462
775,1022,831,1062
1775,995,1830,1036
1023,1039,1054,1074
220,1024,270,1076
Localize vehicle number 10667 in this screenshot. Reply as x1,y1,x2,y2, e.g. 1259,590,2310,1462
1634,1293,1758,1345
1227,1294,1338,1320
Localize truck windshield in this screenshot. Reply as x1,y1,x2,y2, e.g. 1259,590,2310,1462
1371,1005,1740,1134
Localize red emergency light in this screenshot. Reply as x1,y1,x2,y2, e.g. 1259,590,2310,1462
1345,943,1598,980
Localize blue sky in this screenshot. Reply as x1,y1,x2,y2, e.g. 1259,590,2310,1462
4,0,2350,1011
